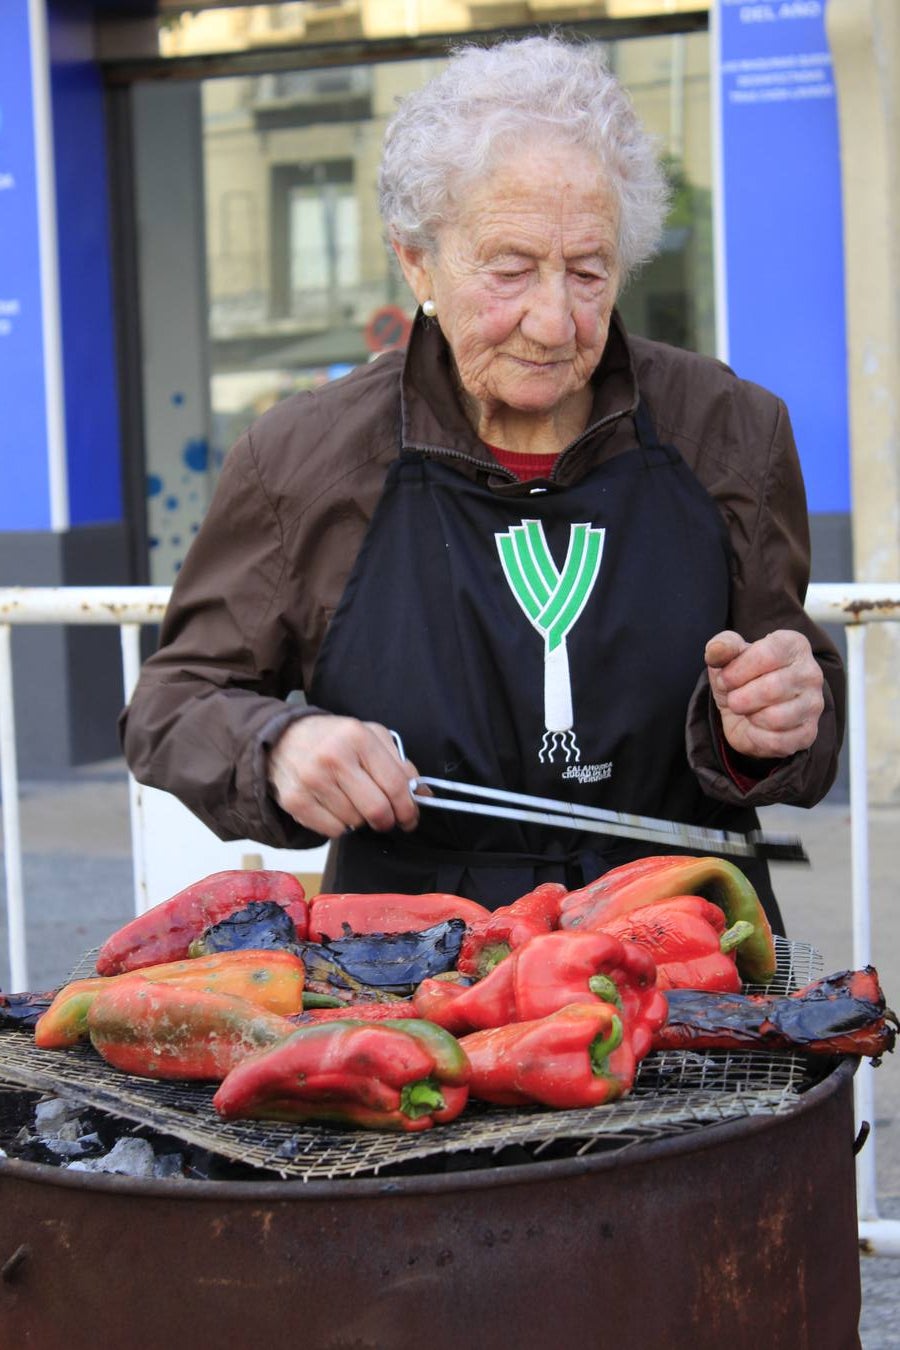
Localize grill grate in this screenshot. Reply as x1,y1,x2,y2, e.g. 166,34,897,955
0,937,824,1182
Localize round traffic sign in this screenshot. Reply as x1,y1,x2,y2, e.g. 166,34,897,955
364,305,412,353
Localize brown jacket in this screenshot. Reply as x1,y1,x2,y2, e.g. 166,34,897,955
121,312,845,846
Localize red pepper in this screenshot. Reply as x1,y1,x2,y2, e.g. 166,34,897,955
87,980,295,1080
598,896,753,993
414,930,667,1056
456,882,567,979
36,949,306,1050
653,967,899,1059
95,871,309,975
213,1017,470,1131
308,892,491,941
413,966,515,1036
516,931,667,1058
558,854,776,986
459,1002,634,1108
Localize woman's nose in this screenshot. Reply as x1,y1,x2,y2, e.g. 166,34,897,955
520,275,576,348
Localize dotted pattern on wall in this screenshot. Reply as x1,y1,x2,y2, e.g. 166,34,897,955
146,432,216,578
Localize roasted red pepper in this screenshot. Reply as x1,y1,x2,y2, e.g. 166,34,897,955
652,967,898,1059
456,882,567,979
308,892,491,941
460,1002,634,1108
598,896,753,993
35,949,306,1050
0,992,55,1030
559,855,776,985
310,920,466,993
414,930,667,1056
213,1017,470,1131
95,871,309,975
413,971,508,1034
87,980,295,1080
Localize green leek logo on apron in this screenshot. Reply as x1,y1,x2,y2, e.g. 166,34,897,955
496,520,605,763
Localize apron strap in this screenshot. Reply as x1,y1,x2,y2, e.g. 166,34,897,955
633,397,659,450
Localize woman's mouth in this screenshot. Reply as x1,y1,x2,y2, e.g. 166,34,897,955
508,354,572,370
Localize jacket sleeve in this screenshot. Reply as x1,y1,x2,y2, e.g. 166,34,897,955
119,428,328,849
685,397,846,807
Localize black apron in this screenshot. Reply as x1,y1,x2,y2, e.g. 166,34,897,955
309,402,783,932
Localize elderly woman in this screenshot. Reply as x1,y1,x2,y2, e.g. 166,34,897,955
121,36,843,930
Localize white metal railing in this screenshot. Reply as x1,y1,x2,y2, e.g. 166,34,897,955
0,586,170,996
803,585,900,1260
1,581,899,1255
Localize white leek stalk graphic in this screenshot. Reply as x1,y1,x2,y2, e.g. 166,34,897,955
496,520,605,762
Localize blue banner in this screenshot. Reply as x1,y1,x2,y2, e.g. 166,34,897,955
48,0,122,526
715,0,849,514
0,2,52,530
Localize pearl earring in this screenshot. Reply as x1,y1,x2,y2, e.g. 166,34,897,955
422,299,437,318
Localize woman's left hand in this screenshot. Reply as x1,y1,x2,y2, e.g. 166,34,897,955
704,629,825,760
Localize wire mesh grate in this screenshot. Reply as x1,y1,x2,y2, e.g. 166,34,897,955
0,937,826,1181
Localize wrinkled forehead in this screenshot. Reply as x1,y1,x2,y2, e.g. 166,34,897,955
435,136,620,256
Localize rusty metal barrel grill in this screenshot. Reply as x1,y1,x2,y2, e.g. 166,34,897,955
0,939,863,1349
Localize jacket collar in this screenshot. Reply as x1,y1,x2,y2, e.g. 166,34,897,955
399,307,640,471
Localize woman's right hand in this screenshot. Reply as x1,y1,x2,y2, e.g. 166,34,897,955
267,715,421,838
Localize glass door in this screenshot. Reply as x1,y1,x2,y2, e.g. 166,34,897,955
127,22,714,581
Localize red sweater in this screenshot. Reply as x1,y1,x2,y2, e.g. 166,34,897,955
488,444,558,482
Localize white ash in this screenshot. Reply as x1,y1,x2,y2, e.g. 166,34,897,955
68,1135,156,1177
153,1150,186,1179
67,1135,185,1180
44,1131,103,1160
31,1096,104,1159
34,1096,86,1140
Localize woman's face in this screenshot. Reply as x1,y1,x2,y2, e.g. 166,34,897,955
394,141,621,423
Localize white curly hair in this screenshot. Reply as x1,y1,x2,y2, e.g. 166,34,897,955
378,34,670,283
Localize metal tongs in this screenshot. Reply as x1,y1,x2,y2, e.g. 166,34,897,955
391,732,809,863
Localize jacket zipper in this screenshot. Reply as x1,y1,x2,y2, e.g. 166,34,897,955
403,443,519,482
549,401,638,481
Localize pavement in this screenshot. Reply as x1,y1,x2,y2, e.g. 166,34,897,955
1,761,898,1344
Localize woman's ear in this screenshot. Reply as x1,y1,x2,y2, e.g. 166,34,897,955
391,240,432,307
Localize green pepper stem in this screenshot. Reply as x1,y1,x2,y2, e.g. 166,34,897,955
478,943,512,977
301,992,346,1009
588,974,622,1008
400,1077,446,1120
720,920,755,954
589,1013,624,1076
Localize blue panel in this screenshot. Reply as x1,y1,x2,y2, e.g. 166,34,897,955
0,2,52,531
49,0,122,526
716,1,849,514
